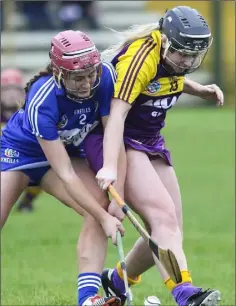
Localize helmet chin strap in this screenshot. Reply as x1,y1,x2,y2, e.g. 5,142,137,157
53,68,63,89
161,39,175,74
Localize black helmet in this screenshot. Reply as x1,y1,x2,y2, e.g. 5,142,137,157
159,6,213,74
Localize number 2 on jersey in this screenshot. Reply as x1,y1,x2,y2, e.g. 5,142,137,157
79,114,87,125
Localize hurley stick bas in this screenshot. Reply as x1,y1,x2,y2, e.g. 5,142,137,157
108,185,182,284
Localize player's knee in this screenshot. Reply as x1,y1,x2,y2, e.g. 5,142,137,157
83,214,99,227
159,207,178,232
93,192,109,210
147,199,178,233
76,216,102,253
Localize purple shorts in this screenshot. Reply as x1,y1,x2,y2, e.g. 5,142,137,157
84,133,172,174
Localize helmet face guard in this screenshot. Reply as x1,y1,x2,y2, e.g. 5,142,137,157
164,36,213,74
61,64,102,102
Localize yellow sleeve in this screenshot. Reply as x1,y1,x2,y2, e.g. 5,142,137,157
114,32,161,104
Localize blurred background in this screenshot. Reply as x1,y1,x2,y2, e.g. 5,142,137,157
1,0,235,106
1,2,235,305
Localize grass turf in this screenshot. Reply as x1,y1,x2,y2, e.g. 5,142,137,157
1,107,234,305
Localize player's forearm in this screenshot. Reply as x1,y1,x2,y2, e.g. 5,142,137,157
112,143,127,198
183,78,207,97
64,175,107,222
103,113,125,171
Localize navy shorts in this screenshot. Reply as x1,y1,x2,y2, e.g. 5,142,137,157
21,166,50,186
1,145,51,186
1,142,86,186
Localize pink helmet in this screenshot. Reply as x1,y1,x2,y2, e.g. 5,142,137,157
49,30,101,72
49,30,101,101
1,68,24,88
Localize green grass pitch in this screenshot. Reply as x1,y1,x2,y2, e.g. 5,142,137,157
1,107,234,305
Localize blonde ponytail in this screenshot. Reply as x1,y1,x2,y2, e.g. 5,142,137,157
102,22,160,59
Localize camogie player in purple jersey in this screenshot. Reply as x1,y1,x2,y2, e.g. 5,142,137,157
1,68,42,212
84,6,223,306
1,30,124,306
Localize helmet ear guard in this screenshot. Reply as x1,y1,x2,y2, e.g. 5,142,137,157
47,57,63,89
159,17,164,29
158,8,169,30
54,67,63,89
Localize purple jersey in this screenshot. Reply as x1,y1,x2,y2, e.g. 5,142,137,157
111,33,185,144
84,34,185,170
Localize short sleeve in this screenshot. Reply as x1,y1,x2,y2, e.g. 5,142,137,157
98,62,117,117
114,35,161,104
26,77,59,140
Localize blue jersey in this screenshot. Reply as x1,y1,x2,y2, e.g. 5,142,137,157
1,62,117,171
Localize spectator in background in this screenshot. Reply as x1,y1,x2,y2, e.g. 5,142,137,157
2,1,100,32
18,1,54,31
1,68,25,121
1,68,42,212
58,1,100,30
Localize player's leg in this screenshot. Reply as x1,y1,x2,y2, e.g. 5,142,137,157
41,158,109,268
41,159,109,270
41,167,85,215
103,148,186,303
16,187,42,212
152,157,183,233
125,149,187,277
41,158,120,306
120,157,184,281
104,150,220,305
73,159,118,306
1,171,29,228
103,149,187,300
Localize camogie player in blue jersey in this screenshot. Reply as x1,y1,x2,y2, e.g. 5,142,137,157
1,30,124,306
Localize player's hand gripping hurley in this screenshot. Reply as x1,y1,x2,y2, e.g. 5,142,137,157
116,231,132,306
108,185,182,284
